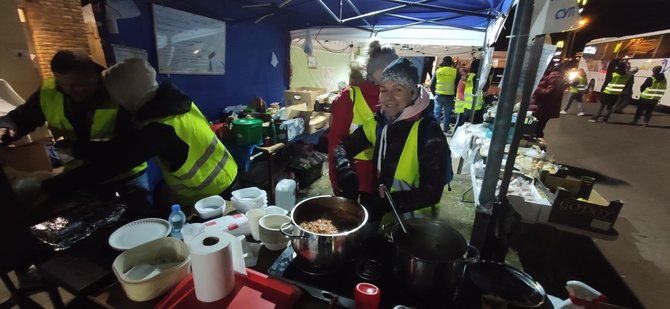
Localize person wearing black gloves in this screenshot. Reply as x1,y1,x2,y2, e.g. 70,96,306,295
42,58,239,210
334,58,450,224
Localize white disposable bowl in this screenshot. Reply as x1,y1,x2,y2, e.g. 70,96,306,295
194,195,225,220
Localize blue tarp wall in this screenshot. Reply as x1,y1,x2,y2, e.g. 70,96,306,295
103,1,290,121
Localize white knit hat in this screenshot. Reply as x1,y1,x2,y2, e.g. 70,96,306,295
102,58,158,113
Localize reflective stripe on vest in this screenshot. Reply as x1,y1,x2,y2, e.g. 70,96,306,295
39,78,147,181
640,77,667,100
569,76,587,93
454,98,465,113
603,73,630,95
463,73,483,110
156,103,238,205
349,86,375,160
435,66,457,95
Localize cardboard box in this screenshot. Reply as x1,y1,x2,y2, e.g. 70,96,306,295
314,101,332,113
0,139,53,172
548,188,623,233
286,103,312,122
283,87,326,109
307,112,330,134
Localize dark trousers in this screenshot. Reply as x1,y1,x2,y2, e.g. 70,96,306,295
563,92,584,113
535,118,549,138
592,93,618,122
462,109,484,124
634,99,658,124
613,94,633,112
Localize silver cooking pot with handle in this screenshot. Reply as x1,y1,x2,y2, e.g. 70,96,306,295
280,195,368,267
385,218,479,303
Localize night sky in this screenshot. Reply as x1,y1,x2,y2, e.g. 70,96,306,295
494,0,670,55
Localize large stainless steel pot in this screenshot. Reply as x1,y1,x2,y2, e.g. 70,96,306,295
387,218,476,302
280,195,368,267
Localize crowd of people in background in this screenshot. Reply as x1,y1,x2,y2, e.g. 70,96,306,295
536,58,667,133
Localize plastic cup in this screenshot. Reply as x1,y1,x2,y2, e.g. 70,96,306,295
355,282,381,309
246,208,266,241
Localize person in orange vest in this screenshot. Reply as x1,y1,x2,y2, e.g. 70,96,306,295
328,40,398,203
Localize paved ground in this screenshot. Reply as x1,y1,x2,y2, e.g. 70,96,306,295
543,98,670,308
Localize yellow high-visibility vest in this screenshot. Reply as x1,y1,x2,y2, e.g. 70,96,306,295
603,73,630,95
435,66,457,95
569,76,587,94
639,77,667,100
361,118,438,218
349,86,375,160
153,103,238,206
39,78,147,181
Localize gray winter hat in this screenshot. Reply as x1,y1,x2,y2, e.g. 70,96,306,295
381,58,419,89
365,40,399,80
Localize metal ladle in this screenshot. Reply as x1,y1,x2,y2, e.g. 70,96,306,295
379,184,408,234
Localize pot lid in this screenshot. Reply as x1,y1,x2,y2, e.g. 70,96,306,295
465,261,546,307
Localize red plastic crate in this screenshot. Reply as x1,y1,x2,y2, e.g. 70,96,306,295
155,268,302,309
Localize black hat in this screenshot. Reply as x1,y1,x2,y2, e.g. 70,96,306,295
381,58,419,89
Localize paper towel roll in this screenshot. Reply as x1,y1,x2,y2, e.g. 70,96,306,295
190,230,236,302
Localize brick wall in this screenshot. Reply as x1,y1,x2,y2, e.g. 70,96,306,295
19,0,90,78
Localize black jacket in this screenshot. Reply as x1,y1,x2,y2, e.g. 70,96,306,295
341,111,449,218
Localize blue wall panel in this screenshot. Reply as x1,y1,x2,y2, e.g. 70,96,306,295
104,1,290,120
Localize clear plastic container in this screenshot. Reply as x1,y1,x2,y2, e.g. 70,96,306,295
275,179,296,212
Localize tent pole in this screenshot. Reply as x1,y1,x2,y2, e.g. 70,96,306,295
340,0,432,23
470,0,534,251
499,34,545,197
344,0,371,26
384,0,494,18
316,0,341,23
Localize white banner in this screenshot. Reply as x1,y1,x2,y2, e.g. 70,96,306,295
530,0,580,36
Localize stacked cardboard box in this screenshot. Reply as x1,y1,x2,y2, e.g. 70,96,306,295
283,87,327,110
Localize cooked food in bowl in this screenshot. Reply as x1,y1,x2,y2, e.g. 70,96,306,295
300,218,339,234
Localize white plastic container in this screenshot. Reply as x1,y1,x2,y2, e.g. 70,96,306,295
275,179,296,212
112,237,190,301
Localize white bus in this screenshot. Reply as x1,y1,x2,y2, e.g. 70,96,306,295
578,29,670,111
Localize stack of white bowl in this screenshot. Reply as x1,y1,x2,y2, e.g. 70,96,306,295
231,187,267,213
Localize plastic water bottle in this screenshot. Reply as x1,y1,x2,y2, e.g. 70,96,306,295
168,204,186,240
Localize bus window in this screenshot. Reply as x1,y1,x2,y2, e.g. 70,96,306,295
655,35,670,58
631,35,661,58
617,39,637,58
601,41,618,60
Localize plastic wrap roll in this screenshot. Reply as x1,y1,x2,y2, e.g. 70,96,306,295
190,229,235,302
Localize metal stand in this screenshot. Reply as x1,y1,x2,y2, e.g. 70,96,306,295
470,0,535,250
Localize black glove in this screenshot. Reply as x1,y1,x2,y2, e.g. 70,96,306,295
336,167,359,201
333,145,359,200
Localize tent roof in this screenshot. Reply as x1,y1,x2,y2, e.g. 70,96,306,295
235,0,513,31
